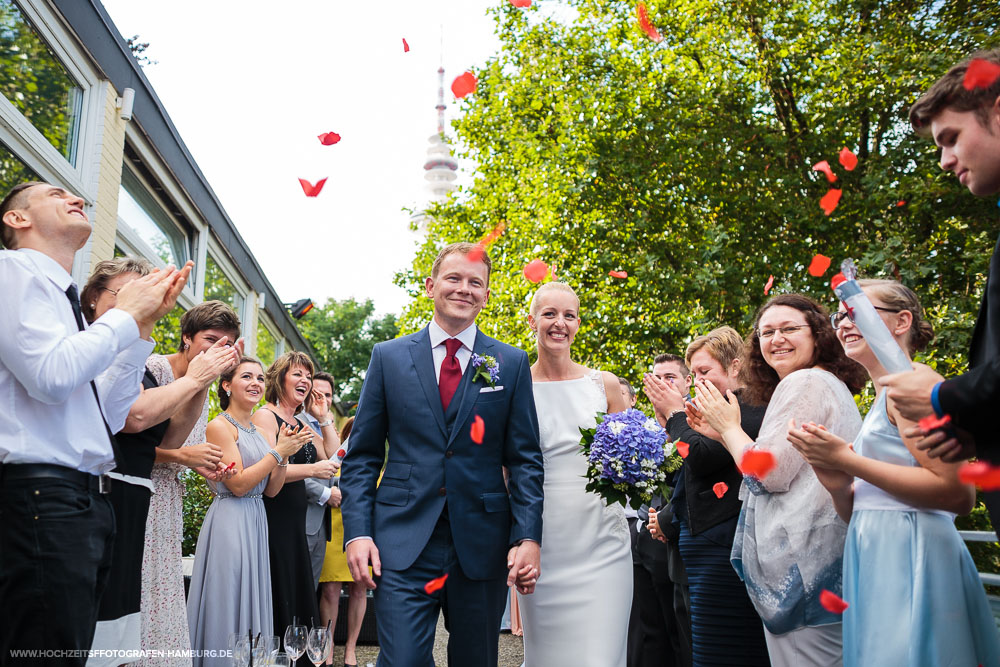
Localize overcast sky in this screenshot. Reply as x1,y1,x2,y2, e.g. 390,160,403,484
99,0,505,316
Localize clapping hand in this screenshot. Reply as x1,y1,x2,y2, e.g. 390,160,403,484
693,379,741,435
684,402,723,441
786,420,854,492
185,336,242,388
275,423,311,460
643,373,687,418
195,460,236,482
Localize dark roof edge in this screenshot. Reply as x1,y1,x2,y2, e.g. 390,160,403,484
50,0,316,360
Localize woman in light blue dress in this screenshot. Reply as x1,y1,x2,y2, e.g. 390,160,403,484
788,280,999,667
187,358,310,666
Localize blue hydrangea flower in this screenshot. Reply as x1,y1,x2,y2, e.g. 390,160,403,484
587,408,670,496
471,353,500,387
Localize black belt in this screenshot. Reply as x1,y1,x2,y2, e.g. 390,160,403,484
0,463,111,494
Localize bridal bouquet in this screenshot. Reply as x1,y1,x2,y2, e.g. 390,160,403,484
579,408,679,510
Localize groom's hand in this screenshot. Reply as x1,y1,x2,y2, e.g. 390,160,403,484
346,538,381,590
507,540,541,595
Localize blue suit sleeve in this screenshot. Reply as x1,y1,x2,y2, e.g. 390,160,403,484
502,351,545,545
339,343,389,543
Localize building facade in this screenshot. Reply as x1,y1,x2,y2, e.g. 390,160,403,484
0,0,312,365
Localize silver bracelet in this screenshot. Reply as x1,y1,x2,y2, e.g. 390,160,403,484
317,419,334,428
268,449,283,466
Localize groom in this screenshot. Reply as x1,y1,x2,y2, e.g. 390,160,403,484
340,242,545,666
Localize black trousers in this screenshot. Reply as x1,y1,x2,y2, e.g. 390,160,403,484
0,476,115,666
636,563,692,667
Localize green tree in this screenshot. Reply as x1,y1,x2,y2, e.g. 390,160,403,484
295,297,399,411
396,0,1000,566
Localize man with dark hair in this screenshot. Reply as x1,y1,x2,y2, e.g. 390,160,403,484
881,48,1000,525
0,182,190,665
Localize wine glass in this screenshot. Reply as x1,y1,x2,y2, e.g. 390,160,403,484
270,653,291,667
231,635,251,667
305,627,331,667
283,625,307,665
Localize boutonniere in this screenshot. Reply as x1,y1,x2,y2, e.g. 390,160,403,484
471,353,500,388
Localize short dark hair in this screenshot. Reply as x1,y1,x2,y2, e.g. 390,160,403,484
0,181,46,249
739,293,868,405
218,356,262,411
909,48,1000,136
617,377,636,401
652,353,690,379
180,300,241,351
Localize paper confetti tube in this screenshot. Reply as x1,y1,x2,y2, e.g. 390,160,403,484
831,274,911,374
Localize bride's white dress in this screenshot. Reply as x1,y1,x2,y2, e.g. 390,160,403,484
519,370,633,666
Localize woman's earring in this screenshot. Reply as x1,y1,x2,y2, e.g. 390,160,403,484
90,302,96,308
226,390,231,397
183,343,189,351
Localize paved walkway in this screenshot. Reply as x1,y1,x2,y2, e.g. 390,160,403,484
334,612,524,666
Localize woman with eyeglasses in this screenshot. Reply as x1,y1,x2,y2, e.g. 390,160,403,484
786,280,998,667
692,294,866,666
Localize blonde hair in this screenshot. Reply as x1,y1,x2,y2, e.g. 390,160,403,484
857,279,934,352
431,242,492,281
685,326,744,370
529,282,579,318
81,257,154,323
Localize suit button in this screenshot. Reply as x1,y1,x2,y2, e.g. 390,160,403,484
445,450,453,458
438,487,447,496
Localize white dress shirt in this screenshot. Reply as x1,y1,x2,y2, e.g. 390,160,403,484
0,249,154,474
428,318,477,381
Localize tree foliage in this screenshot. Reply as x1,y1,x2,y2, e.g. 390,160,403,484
295,297,399,411
395,0,1000,555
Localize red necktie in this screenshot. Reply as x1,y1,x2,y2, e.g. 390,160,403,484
439,338,463,411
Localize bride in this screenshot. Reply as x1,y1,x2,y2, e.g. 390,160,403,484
518,282,633,666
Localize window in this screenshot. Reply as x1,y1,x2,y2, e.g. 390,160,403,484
118,168,190,267
0,1,82,164
256,320,277,368
203,254,245,315
0,138,39,195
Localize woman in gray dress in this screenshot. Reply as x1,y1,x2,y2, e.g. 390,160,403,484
187,358,311,666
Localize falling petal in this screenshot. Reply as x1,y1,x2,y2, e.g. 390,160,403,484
807,254,831,277
298,178,328,197
318,132,341,146
959,462,1000,490
609,270,628,279
740,449,776,479
637,2,663,43
676,441,690,458
451,71,478,99
764,275,774,295
963,59,1000,91
811,160,837,183
712,482,729,498
423,574,449,594
402,38,410,52
918,414,951,432
838,147,858,171
819,590,849,614
896,201,906,207
820,189,842,216
509,0,532,6
523,259,549,283
470,415,485,444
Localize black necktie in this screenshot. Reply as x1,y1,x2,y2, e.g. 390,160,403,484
66,284,124,471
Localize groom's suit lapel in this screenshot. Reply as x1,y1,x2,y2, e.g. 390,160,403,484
448,332,495,445
408,326,448,439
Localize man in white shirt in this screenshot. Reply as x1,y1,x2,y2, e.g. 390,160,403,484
0,181,189,666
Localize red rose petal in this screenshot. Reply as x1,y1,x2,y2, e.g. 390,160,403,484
740,449,776,479
963,59,1000,91
226,461,236,471
959,462,1000,490
807,253,831,277
811,160,837,183
451,71,478,99
523,259,549,283
712,482,729,498
820,189,842,216
637,2,663,43
763,274,774,295
819,589,849,614
830,272,847,290
470,415,485,444
676,441,690,459
298,178,327,197
839,147,858,171
917,413,951,432
467,244,487,264
318,132,341,146
896,200,906,207
609,270,628,279
509,0,532,6
423,573,449,594
402,38,410,52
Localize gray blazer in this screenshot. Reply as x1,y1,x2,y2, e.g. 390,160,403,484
299,413,334,539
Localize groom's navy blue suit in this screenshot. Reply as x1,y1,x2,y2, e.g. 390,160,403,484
340,325,544,665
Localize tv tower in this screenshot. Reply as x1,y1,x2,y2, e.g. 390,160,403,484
422,66,459,202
